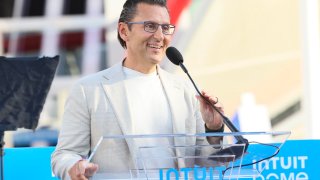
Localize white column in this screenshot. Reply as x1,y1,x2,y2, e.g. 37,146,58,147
41,0,63,56
300,0,320,139
237,93,272,142
81,0,104,75
104,0,126,66
8,0,24,55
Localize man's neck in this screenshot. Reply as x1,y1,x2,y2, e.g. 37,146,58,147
123,58,157,74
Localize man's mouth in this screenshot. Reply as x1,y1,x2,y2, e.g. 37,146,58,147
147,44,163,49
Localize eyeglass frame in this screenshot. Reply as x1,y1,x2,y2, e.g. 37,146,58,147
125,21,175,35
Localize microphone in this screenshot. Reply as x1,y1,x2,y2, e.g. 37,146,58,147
166,46,249,161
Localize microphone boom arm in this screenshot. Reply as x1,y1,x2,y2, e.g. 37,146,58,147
179,62,248,144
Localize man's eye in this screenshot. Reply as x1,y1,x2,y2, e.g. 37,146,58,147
162,25,170,31
145,23,157,30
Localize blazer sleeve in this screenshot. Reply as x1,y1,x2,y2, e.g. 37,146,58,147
51,82,91,180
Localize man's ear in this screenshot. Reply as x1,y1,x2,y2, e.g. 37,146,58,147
118,22,129,42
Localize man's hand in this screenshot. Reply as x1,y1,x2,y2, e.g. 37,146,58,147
68,160,98,180
196,91,224,130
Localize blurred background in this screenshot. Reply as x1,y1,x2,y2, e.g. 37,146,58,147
1,0,319,148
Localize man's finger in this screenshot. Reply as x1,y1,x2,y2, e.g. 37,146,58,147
84,163,99,177
76,160,88,175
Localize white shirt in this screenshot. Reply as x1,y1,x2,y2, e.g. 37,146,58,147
123,67,175,170
123,67,172,134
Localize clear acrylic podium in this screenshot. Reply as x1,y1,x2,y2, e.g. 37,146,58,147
88,131,290,180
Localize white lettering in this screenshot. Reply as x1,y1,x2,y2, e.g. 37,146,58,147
280,157,292,169
293,156,297,169
263,172,309,180
298,156,308,169
282,172,295,180
253,160,257,170
253,174,265,180
271,157,279,169
159,167,223,180
259,160,270,171
266,173,279,179
253,156,308,171
296,172,308,180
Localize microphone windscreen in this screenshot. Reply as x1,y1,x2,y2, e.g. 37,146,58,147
166,47,183,65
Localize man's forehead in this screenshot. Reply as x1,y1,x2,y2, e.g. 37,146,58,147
133,3,170,22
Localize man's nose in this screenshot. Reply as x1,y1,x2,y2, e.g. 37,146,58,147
153,25,164,40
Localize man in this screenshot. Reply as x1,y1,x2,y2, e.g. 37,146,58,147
51,0,225,179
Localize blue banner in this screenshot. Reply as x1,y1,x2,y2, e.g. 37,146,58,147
257,140,320,180
3,140,320,179
4,147,58,180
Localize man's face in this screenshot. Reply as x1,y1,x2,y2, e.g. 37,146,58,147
124,3,172,66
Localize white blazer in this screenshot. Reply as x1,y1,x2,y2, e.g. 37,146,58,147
51,62,207,179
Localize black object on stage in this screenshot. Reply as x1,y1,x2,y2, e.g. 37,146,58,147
0,55,59,180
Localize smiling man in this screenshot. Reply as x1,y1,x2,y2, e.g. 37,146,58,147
118,3,172,73
51,0,225,179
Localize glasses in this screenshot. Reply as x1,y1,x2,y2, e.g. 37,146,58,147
126,21,175,35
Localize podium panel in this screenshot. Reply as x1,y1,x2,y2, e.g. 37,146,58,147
88,132,290,180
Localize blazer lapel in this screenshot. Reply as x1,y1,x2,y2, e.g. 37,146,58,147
100,62,144,168
158,67,186,134
100,62,133,135
158,67,187,168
